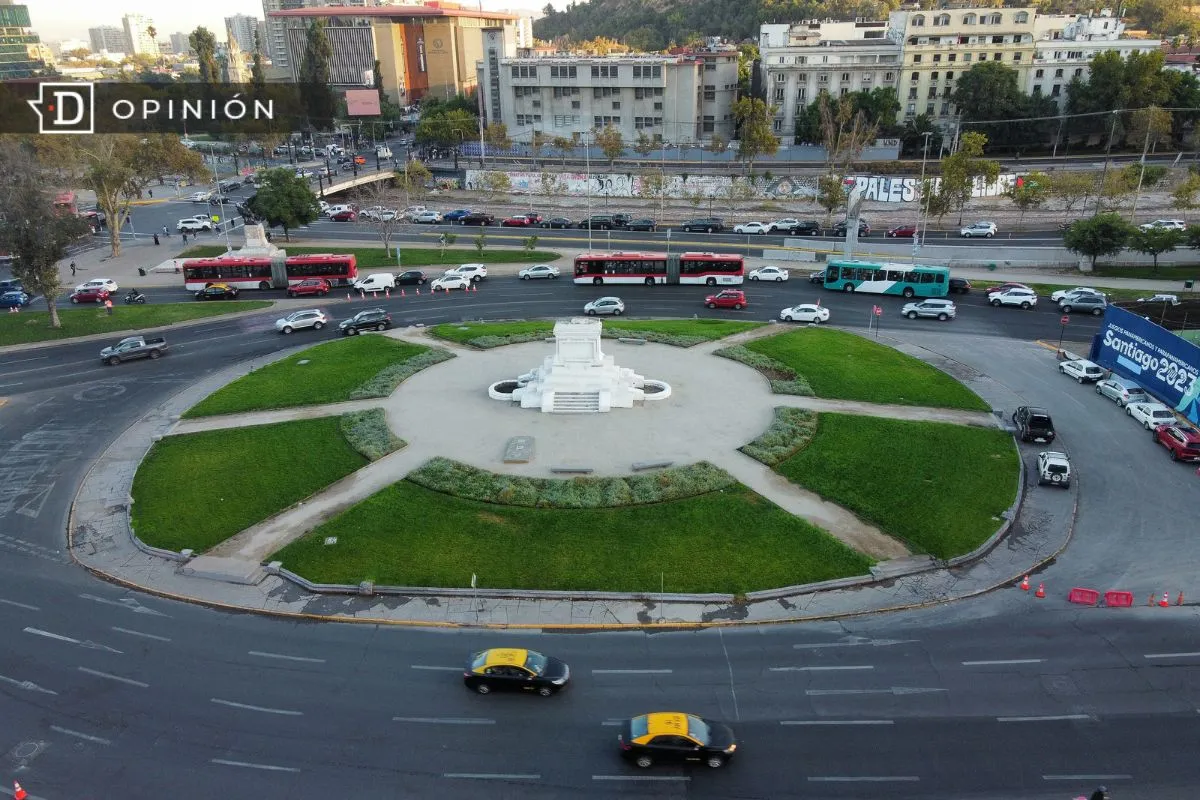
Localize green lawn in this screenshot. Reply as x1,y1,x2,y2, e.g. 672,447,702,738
0,302,272,347
1089,264,1200,281
745,328,989,410
131,419,368,553
1181,329,1200,345
430,318,762,347
777,414,1019,560
184,336,430,417
272,482,873,593
179,244,561,267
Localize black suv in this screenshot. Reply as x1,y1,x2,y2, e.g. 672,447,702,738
781,220,821,236
395,270,427,285
339,308,392,336
949,278,972,294
459,212,495,226
578,215,614,230
610,213,633,228
1013,406,1056,443
680,218,725,233
833,219,871,236
625,218,657,231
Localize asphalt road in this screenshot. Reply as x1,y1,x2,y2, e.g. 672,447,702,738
1,280,1195,800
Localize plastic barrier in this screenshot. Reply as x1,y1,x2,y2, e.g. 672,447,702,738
1103,590,1134,607
1068,587,1100,606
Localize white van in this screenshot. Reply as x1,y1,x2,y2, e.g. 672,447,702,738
375,145,393,159
353,273,396,292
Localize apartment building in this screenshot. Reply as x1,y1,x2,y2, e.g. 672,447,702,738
89,25,127,54
225,14,262,55
758,21,900,145
122,13,158,56
1029,12,1158,107
888,7,1038,123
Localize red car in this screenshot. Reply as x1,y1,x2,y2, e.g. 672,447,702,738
985,282,1032,296
705,289,747,310
501,213,542,227
331,210,356,222
887,224,917,238
1155,425,1200,462
70,287,110,304
287,279,331,297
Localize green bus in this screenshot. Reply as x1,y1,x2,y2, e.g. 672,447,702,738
823,260,950,298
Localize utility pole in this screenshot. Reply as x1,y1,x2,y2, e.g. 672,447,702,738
584,131,593,252
1094,110,1119,217
1130,115,1153,223
914,131,932,263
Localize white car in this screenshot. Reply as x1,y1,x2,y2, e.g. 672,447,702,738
960,221,997,238
901,299,957,321
734,222,771,235
431,274,472,292
1126,401,1176,430
402,205,428,219
584,296,624,316
74,278,119,293
1037,451,1072,488
519,264,560,280
177,217,213,232
780,303,829,323
188,191,211,203
768,218,802,233
448,263,487,282
361,208,397,222
989,288,1037,309
1050,287,1104,302
748,266,789,282
352,273,396,292
1058,359,1105,384
1139,219,1185,231
411,210,443,224
274,309,328,334
1139,294,1180,306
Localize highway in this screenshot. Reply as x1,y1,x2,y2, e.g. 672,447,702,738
2,274,1198,799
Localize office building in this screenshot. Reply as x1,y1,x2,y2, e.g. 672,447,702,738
261,0,369,72
1029,12,1158,107
225,14,261,54
169,31,190,54
122,13,158,56
90,25,127,53
759,21,901,145
0,0,46,79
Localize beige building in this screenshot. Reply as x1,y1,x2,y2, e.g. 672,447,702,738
888,7,1038,124
1030,12,1158,107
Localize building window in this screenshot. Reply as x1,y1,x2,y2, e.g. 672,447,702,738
863,72,874,82
704,90,716,101
911,71,919,81
704,62,716,71
884,72,894,81
989,13,1002,24
572,100,580,109
654,101,663,110
1054,68,1063,77
797,88,807,101
776,73,786,82
948,54,956,63
818,74,829,83
908,88,918,99
993,53,1002,61
773,87,785,102
532,100,541,108
1074,67,1083,76
931,71,939,80
963,13,976,24
841,72,850,81
934,14,950,25
1013,53,1022,61
702,115,715,133
1033,85,1042,94
632,65,662,78
1015,11,1029,23
913,54,922,63
510,65,538,78
612,101,621,109
1035,68,1044,78
553,114,579,127
926,103,935,115
928,87,937,98
773,118,782,132
1051,85,1061,96
964,53,972,62
591,65,618,78
907,103,916,113
992,35,1004,44
912,14,925,26
941,102,949,115
549,65,576,78
933,54,941,63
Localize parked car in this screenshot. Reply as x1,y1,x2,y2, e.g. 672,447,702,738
0,278,25,294
960,221,998,238
69,287,111,304
1037,451,1072,488
462,648,570,697
447,263,487,282
887,224,918,238
411,210,443,224
1013,406,1056,443
442,209,472,222
779,303,829,323
1126,401,1176,430
1058,359,1105,383
772,219,821,236
75,278,119,293
431,273,472,292
353,273,396,292
985,282,1032,296
1154,425,1200,462
705,289,746,309
1138,293,1181,306
194,283,239,301
579,215,615,230
901,299,956,321
1059,292,1107,315
949,278,972,294
680,218,724,233
208,194,231,206
618,712,737,770
609,213,633,228
1050,286,1104,302
339,308,391,335
584,296,625,316
459,212,495,226
832,219,871,237
734,221,771,235
1139,219,1185,231
990,288,1038,309
0,290,32,308
331,209,357,222
502,215,536,227
99,335,167,365
395,270,428,285
808,269,826,284
539,216,573,229
1095,376,1149,406
287,279,331,298
625,218,658,231
519,264,560,280
275,309,329,334
748,266,789,282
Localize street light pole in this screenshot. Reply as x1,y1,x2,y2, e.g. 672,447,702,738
915,131,932,263
584,131,593,252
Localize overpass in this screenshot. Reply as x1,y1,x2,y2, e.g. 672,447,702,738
317,165,398,198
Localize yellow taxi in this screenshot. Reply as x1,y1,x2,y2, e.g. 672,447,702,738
618,712,737,769
194,283,240,301
462,648,570,696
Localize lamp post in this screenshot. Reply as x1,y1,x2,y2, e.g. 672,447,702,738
915,131,932,262
584,130,593,252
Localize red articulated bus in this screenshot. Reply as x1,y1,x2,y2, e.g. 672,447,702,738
181,253,358,291
573,251,745,287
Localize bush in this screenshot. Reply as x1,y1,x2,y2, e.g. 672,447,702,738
340,409,406,461
469,332,550,349
406,457,735,508
603,327,709,347
739,407,818,466
714,345,814,395
349,348,454,399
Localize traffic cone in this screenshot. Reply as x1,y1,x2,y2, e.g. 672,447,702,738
347,292,352,301
415,288,420,295
385,288,390,298
1160,592,1170,607
13,781,27,800
1035,583,1046,598
1178,591,1185,606
1019,575,1030,591
400,289,405,297
472,283,478,292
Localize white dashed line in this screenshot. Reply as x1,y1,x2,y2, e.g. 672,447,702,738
997,714,1092,722
592,775,690,782
210,698,303,716
1144,652,1200,659
443,773,541,780
248,650,326,664
781,719,894,726
410,665,463,671
112,626,171,642
809,776,920,782
211,759,299,773
77,667,148,688
0,673,56,695
23,626,79,644
1042,774,1132,781
770,665,874,672
0,597,40,611
591,669,673,674
962,659,1044,666
50,725,112,745
393,716,496,725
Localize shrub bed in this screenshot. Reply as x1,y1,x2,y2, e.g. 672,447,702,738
739,407,818,466
431,319,762,349
406,456,735,508
349,348,454,399
714,345,814,395
340,409,405,461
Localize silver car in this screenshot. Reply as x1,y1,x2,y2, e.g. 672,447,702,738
901,299,956,321
274,309,328,334
519,264,560,280
584,296,625,316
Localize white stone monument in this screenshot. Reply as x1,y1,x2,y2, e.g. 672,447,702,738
488,318,670,413
238,223,283,257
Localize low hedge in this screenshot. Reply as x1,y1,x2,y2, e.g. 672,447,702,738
349,348,454,399
340,409,405,461
714,345,814,395
739,407,818,466
406,456,735,508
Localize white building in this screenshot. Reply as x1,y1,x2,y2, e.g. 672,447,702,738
1028,11,1159,107
122,13,157,56
224,13,261,54
88,25,127,54
53,38,90,56
758,21,900,145
169,31,190,54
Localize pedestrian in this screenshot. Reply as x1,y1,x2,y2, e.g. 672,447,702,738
182,232,188,244
161,225,169,237
70,260,76,277
1089,788,1108,800
104,297,113,316
147,188,153,198
153,233,160,246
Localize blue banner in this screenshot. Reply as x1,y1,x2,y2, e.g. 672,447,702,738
1090,306,1200,424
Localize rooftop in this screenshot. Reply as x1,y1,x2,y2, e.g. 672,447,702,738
268,5,518,20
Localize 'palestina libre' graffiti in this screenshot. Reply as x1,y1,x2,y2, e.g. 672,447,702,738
463,171,1022,204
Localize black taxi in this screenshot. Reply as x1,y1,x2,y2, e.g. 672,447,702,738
463,648,570,696
618,712,737,769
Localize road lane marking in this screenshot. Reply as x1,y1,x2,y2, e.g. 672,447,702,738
410,665,462,671
23,626,79,644
600,720,623,726
50,725,111,745
793,638,917,650
806,687,946,696
393,716,495,725
112,626,171,642
77,667,148,688
80,593,170,616
0,383,22,390
248,650,326,664
809,776,920,782
0,597,40,611
443,774,541,780
211,759,299,773
998,714,1092,722
717,627,741,723
592,668,673,674
770,665,874,672
210,698,303,716
963,659,1044,666
0,356,48,365
1144,652,1200,659
592,775,690,782
0,673,57,694
781,719,894,726
1042,774,1132,781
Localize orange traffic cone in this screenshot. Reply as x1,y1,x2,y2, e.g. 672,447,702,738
346,292,351,301
1035,583,1046,598
385,288,390,298
1019,575,1030,591
13,781,27,800
472,283,478,292
400,289,405,297
1177,591,1185,606
1160,592,1170,607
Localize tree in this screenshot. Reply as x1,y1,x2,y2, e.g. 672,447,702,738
819,91,878,172
0,141,90,329
1007,172,1049,229
1125,105,1173,150
189,27,218,84
479,171,512,202
551,136,574,166
530,131,550,166
251,29,266,94
952,61,1034,148
1063,213,1133,269
939,131,1000,224
1098,169,1134,212
415,109,477,150
722,178,756,223
733,97,779,173
1186,223,1200,250
539,171,565,205
397,159,432,208
706,134,729,157
594,124,624,166
637,169,666,206
482,123,512,154
246,167,320,241
633,131,655,157
736,42,758,95
1126,226,1182,272
1172,173,1200,209
816,174,847,223
355,181,405,254
299,20,337,130
1046,171,1096,217
919,178,952,226
900,114,943,157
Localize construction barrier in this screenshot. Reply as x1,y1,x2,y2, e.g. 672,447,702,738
1104,590,1134,607
1067,587,1100,606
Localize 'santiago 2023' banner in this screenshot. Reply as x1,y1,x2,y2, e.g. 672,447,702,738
1090,306,1200,424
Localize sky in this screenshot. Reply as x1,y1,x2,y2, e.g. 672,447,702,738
30,0,569,44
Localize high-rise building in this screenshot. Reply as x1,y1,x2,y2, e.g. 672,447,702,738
122,13,158,56
169,31,191,54
89,24,127,53
0,0,47,79
225,13,260,54
261,0,365,71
